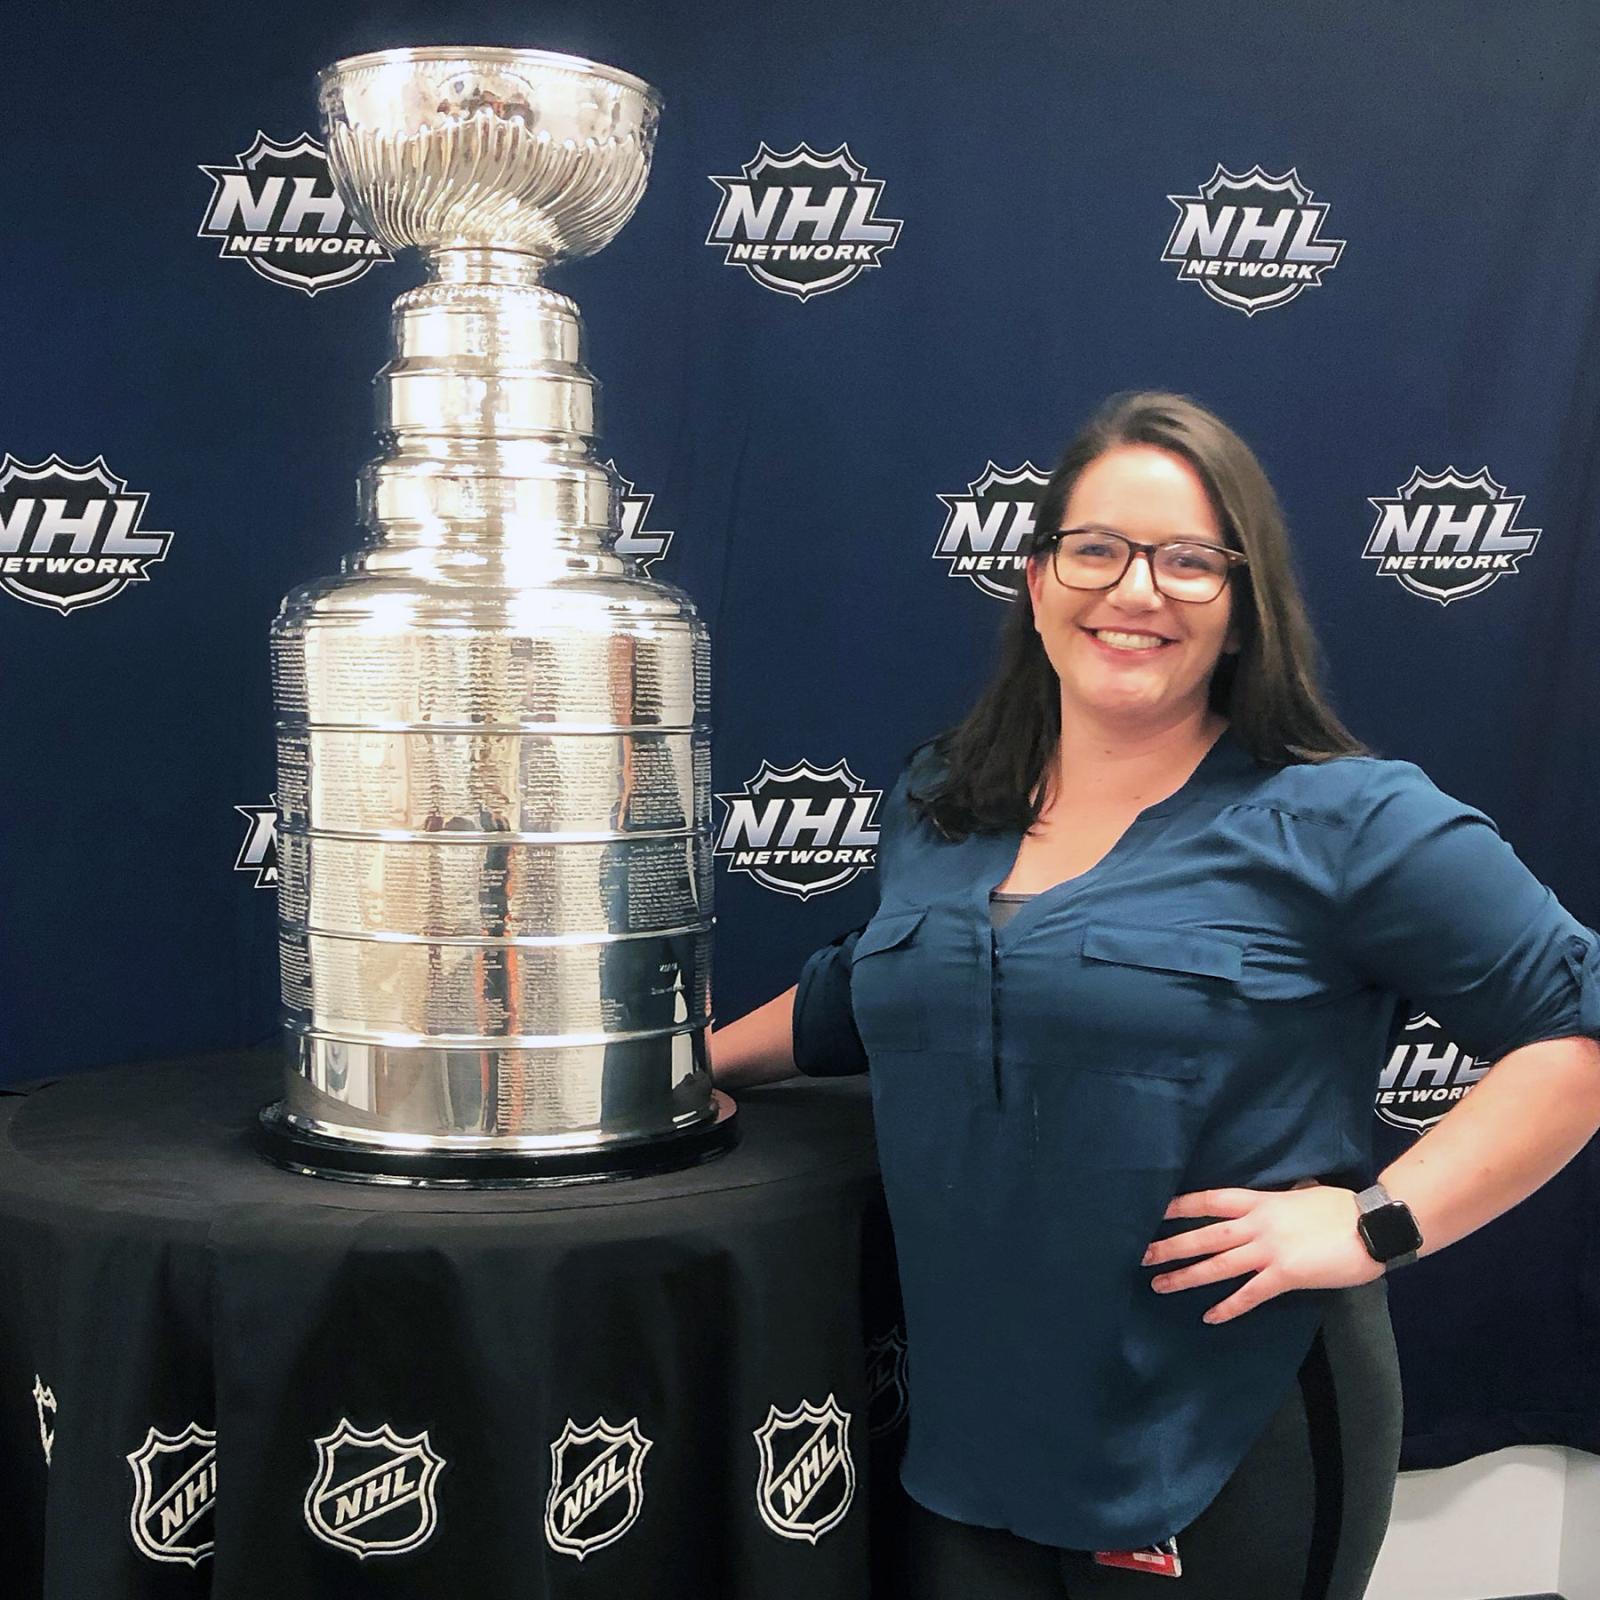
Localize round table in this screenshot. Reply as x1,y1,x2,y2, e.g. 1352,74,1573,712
0,1051,908,1598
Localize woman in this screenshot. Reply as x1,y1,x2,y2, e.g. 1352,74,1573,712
709,392,1600,1600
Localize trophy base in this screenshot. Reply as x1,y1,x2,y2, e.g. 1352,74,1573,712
255,1093,739,1188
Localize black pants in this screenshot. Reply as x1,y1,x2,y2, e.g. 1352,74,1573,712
901,1280,1402,1600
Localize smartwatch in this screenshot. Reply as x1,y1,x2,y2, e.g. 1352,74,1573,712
1355,1182,1422,1270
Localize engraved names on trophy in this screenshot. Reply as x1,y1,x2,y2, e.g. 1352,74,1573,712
281,835,708,939
296,930,710,1038
274,730,705,834
299,634,697,728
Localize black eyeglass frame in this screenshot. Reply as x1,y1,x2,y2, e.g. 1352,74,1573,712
1034,525,1250,603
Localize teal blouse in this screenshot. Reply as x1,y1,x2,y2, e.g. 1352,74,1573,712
792,728,1600,1549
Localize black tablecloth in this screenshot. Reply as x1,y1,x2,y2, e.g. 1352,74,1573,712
0,1052,907,1599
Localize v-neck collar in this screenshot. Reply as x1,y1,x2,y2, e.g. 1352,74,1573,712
970,726,1259,941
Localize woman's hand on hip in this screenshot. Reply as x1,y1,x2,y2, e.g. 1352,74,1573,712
1141,1183,1384,1325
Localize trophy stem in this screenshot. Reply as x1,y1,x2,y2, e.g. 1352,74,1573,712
347,247,621,581
427,246,549,288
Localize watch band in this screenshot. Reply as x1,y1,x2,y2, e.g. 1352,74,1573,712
1355,1181,1422,1270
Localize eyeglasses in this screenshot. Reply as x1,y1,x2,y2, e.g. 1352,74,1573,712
1037,526,1248,603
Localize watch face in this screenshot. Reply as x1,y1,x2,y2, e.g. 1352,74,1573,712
1360,1202,1423,1261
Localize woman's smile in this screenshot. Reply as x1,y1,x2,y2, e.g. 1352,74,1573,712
1080,625,1177,655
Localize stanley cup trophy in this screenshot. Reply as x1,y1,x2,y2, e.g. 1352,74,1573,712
258,46,734,1184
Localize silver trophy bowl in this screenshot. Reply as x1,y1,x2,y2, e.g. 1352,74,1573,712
259,47,732,1184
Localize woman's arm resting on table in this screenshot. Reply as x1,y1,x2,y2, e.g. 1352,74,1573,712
1146,1033,1600,1324
708,985,802,1090
711,921,872,1089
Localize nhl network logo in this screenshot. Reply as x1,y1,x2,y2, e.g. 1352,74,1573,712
1376,1012,1490,1134
0,456,172,613
32,1375,56,1466
1163,166,1345,314
304,1420,446,1559
1364,467,1540,604
603,460,675,574
866,1327,910,1439
754,1395,856,1543
234,798,279,888
935,462,1049,601
127,1424,217,1566
544,1417,653,1560
707,143,903,300
714,759,881,900
198,133,392,294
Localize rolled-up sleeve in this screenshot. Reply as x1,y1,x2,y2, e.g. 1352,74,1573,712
792,924,871,1076
1340,761,1600,1061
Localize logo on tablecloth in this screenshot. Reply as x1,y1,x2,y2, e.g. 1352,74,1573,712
754,1395,855,1542
127,1424,217,1565
602,461,675,575
1162,166,1344,314
1363,468,1540,605
707,143,902,299
935,461,1050,602
1375,1011,1491,1133
866,1327,909,1438
234,797,279,888
32,1375,56,1465
544,1416,652,1558
304,1419,445,1558
714,759,881,899
0,456,173,614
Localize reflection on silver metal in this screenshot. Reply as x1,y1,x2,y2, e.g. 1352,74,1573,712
267,47,722,1181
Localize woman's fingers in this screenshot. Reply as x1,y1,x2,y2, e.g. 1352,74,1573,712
1147,1184,1378,1321
1201,1271,1286,1325
1148,1243,1266,1295
1162,1187,1263,1222
1141,1217,1249,1266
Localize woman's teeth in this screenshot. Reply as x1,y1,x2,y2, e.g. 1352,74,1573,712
1090,629,1170,652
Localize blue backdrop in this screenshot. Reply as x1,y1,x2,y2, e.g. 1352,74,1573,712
6,0,1599,1471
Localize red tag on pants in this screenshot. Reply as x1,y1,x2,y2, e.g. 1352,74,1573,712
1091,1537,1182,1577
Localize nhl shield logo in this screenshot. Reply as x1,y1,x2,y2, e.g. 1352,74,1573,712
198,133,392,295
707,142,903,300
233,796,279,887
544,1416,653,1559
1376,1011,1491,1133
754,1394,856,1543
714,759,882,900
935,461,1050,602
304,1420,445,1559
865,1327,909,1438
0,455,173,614
32,1375,56,1465
1163,165,1344,315
602,460,676,575
1363,467,1540,605
127,1424,217,1566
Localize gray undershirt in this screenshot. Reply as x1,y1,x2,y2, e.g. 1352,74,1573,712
989,889,1038,932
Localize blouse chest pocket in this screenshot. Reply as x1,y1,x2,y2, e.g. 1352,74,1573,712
1232,937,1354,1006
849,907,930,1053
1075,921,1249,1081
